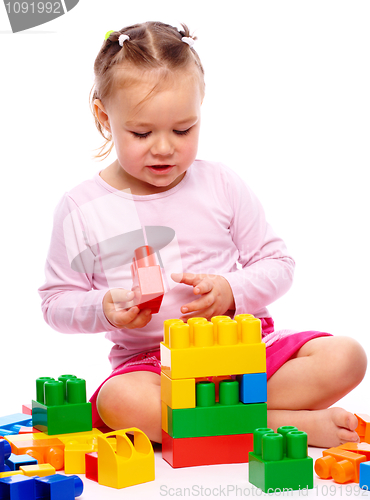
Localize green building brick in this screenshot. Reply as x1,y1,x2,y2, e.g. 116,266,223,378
248,427,313,493
167,380,267,438
167,402,267,438
32,375,92,435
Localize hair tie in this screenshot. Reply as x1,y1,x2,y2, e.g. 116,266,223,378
105,30,115,41
119,34,130,46
182,36,194,48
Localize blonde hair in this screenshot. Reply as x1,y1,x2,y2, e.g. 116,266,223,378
90,21,205,160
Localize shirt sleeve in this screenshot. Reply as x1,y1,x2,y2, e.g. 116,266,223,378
218,166,295,316
38,193,116,334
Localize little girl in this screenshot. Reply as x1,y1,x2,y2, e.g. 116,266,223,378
39,21,367,447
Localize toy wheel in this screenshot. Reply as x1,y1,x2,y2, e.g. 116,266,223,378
331,459,355,483
315,455,336,479
45,447,64,470
25,449,43,464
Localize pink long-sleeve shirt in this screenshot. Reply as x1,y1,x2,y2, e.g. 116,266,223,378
39,160,295,368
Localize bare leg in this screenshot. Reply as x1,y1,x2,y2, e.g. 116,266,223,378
96,337,367,448
96,371,162,443
267,336,367,447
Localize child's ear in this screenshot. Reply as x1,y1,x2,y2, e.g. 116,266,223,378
94,99,111,132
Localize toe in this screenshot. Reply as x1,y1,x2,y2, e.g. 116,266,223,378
331,407,358,431
338,427,360,444
347,413,359,432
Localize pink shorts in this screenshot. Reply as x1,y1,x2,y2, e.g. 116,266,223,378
90,318,331,428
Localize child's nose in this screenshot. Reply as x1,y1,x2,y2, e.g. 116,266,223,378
151,134,174,156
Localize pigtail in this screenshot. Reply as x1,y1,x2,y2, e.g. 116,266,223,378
178,23,197,43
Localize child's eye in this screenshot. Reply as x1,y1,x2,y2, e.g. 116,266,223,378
174,128,191,136
132,131,151,139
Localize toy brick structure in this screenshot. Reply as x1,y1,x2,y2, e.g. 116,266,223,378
315,441,370,484
249,426,313,493
32,375,92,435
161,314,268,468
131,245,164,314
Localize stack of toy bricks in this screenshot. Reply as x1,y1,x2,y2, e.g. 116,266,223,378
161,314,268,468
32,375,92,435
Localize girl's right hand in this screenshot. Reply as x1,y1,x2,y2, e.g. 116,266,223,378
103,288,152,329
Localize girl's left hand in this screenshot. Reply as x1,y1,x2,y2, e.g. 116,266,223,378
171,273,235,320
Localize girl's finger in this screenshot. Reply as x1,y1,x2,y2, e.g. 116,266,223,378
180,304,216,322
193,278,213,295
181,293,215,314
124,308,152,329
110,288,135,303
112,306,140,326
171,272,205,286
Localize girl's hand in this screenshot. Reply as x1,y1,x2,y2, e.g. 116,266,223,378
171,273,235,320
103,288,152,329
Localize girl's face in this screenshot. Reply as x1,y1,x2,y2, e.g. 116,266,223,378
95,68,203,195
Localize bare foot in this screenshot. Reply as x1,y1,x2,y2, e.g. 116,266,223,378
267,407,359,448
308,407,359,447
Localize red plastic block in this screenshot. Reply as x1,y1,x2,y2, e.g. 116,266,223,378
162,430,253,468
18,427,41,435
131,246,164,314
22,404,32,416
85,452,98,483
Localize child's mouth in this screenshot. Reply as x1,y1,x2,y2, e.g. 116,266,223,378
148,165,174,174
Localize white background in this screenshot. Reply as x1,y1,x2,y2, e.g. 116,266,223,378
0,0,369,428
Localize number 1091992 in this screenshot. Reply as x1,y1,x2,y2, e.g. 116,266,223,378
5,2,62,14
